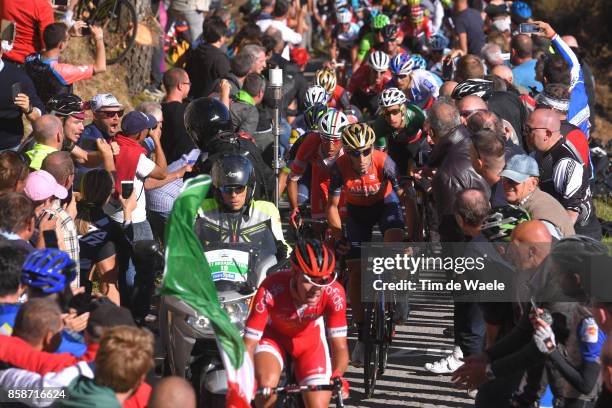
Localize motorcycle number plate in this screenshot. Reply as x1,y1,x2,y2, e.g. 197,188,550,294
205,249,249,282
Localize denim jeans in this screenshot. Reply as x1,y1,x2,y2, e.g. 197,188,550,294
171,8,205,47
121,220,155,321
454,301,486,357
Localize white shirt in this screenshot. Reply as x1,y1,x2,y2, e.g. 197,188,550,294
256,19,302,45
104,154,156,223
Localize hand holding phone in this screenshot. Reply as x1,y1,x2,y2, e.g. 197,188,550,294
81,25,91,36
11,82,22,100
519,23,543,34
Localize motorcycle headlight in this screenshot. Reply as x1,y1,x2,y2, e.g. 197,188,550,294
185,314,212,335
222,300,251,330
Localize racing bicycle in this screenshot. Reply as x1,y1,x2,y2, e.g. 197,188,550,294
256,377,345,408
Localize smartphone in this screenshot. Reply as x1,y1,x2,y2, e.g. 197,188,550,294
53,0,69,6
121,181,134,199
11,82,22,99
442,59,454,81
0,20,16,43
81,25,91,36
519,23,543,34
530,297,553,325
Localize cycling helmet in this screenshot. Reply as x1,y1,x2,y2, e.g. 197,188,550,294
410,5,424,24
481,205,531,242
334,0,349,10
291,239,336,278
369,50,390,72
342,122,376,151
21,249,76,294
451,79,494,100
318,109,350,139
305,103,328,131
510,1,531,22
390,52,414,76
379,87,407,107
305,85,330,108
184,97,232,150
428,33,449,52
407,0,421,6
410,54,427,70
381,24,400,42
371,14,390,30
314,69,337,95
337,8,352,24
47,94,86,118
211,154,256,206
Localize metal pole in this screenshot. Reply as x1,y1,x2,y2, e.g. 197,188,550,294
269,68,283,207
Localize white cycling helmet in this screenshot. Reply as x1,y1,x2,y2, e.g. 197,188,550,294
337,8,352,24
379,87,407,108
318,109,350,139
305,85,330,108
369,50,390,72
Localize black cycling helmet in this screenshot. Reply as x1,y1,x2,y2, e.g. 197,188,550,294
46,94,86,118
291,239,336,279
481,205,531,242
184,97,233,150
451,79,494,101
305,103,328,131
211,154,256,209
381,24,400,42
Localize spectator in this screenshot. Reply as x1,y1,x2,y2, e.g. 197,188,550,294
510,34,542,93
209,52,254,99
454,188,491,239
41,151,80,280
252,0,275,22
0,40,43,151
452,0,485,55
13,298,64,353
457,94,488,125
57,325,154,407
527,108,601,239
484,4,511,37
490,65,512,86
467,110,524,155
487,29,511,55
149,377,196,408
0,193,37,252
25,23,106,105
160,68,196,164
499,154,575,238
0,150,29,194
231,73,265,137
76,168,135,305
439,80,458,97
241,44,268,75
596,339,612,407
480,43,504,70
185,19,230,99
0,244,28,335
107,111,167,323
469,129,507,207
0,0,54,64
454,54,485,84
256,0,307,46
24,114,64,170
168,0,210,46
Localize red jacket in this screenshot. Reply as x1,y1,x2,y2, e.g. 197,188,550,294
0,0,54,63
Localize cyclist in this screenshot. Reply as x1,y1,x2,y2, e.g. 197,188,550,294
289,109,350,226
330,8,360,69
304,84,330,108
372,87,430,240
427,33,451,79
379,24,408,59
353,13,390,72
389,52,440,109
327,123,405,366
348,50,392,117
195,154,288,260
244,239,349,408
399,0,433,53
314,69,352,113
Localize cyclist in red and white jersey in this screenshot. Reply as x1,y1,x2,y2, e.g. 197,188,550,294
244,240,349,408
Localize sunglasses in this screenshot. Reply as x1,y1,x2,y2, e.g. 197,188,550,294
302,271,337,287
99,110,124,118
394,74,409,80
348,148,372,158
219,185,246,194
320,136,342,145
384,108,402,117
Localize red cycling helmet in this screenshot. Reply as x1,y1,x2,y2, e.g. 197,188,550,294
291,239,336,279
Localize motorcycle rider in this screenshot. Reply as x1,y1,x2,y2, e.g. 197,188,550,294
194,153,288,261
184,97,274,201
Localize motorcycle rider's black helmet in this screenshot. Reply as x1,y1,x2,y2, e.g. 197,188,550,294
211,154,256,210
184,97,233,150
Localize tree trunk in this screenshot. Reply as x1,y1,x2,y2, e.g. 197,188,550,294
124,0,154,96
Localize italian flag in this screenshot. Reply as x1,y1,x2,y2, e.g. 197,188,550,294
161,175,255,408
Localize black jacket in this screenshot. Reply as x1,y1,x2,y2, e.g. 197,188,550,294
185,43,231,99
430,125,489,242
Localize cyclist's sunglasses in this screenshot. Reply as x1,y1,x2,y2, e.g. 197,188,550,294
302,271,337,287
394,73,409,80
320,135,342,145
99,109,124,118
384,107,402,117
348,148,372,158
219,185,246,194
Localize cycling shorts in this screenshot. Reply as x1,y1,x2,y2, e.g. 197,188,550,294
346,191,404,259
255,317,332,385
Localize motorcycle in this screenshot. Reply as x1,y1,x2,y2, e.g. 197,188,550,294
159,242,279,407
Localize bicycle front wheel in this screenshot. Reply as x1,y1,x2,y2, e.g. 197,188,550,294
363,303,380,398
93,0,138,64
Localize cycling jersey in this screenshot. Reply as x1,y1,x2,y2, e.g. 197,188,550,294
329,84,352,112
289,132,346,218
332,22,360,51
194,198,288,258
329,149,400,206
387,69,440,109
347,64,392,96
244,270,347,385
24,54,93,104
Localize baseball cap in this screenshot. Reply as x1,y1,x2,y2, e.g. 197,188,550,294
90,93,123,112
121,111,157,135
24,170,68,201
499,154,539,183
